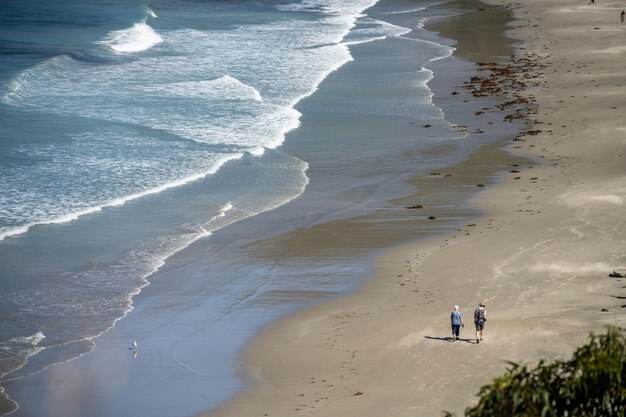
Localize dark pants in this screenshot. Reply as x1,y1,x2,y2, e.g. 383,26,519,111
451,324,461,337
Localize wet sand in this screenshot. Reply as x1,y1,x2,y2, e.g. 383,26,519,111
203,0,626,416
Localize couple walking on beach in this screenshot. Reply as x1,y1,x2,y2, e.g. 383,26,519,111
450,303,486,344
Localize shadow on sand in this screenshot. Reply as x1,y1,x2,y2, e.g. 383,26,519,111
425,336,476,344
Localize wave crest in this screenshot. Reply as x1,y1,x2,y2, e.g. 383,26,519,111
98,21,163,53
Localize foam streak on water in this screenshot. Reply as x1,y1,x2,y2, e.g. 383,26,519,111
0,153,242,241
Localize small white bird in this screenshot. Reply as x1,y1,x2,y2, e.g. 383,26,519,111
131,340,138,350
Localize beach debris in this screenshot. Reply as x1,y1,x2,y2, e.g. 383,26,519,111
504,110,526,122
406,204,424,209
453,125,469,132
609,270,624,278
428,216,437,220
353,391,363,396
464,53,546,125
430,172,442,176
601,308,609,312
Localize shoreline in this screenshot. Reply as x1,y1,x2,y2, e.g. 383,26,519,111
0,2,506,416
203,0,626,416
2,0,624,415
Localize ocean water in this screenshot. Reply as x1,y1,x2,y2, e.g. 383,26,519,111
0,0,482,415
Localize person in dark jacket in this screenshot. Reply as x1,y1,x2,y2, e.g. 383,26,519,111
474,302,487,344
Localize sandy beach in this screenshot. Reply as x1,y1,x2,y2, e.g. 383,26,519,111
2,1,622,416
204,1,626,416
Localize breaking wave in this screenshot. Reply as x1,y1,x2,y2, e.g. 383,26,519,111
98,21,163,53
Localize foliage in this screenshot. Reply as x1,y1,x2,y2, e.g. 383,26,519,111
445,326,626,417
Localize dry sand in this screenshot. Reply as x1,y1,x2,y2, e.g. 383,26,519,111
203,0,626,416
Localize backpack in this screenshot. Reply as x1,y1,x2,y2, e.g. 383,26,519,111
474,308,485,321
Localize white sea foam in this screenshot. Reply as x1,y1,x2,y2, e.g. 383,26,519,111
143,76,263,102
248,146,266,156
415,17,428,30
428,42,455,61
417,67,435,101
98,21,163,53
277,0,375,15
383,6,427,15
0,332,47,381
342,35,387,46
276,0,381,51
0,154,242,241
218,202,233,218
10,332,45,347
2,67,38,106
263,106,303,150
342,16,410,45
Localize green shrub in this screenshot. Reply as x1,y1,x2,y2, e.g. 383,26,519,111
446,326,626,417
